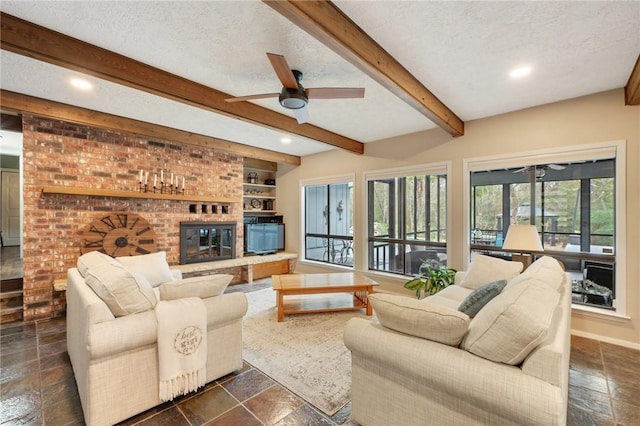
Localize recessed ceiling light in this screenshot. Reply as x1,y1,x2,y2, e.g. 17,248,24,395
281,137,292,144
509,66,532,79
70,78,93,90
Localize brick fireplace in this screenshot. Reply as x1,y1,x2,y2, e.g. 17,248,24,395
21,116,243,321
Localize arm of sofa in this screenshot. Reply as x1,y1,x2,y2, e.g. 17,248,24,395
202,292,248,327
344,318,563,423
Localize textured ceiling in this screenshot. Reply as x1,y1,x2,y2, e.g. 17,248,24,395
1,1,638,158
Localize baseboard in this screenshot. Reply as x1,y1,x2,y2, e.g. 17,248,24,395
571,329,640,350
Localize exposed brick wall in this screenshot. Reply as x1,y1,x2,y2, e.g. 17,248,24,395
21,115,243,321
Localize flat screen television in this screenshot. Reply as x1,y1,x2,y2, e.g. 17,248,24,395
244,223,285,255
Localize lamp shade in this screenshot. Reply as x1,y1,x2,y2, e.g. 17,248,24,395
502,225,543,251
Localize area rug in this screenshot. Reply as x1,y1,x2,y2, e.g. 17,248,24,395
242,288,370,416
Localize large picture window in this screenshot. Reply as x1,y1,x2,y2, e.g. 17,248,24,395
366,164,449,276
467,143,623,313
302,179,353,267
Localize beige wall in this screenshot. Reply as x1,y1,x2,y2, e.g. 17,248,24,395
276,89,640,348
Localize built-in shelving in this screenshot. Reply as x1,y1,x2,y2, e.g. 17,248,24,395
41,186,239,204
243,158,277,214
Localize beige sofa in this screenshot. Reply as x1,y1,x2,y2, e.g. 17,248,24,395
344,255,571,425
66,251,248,426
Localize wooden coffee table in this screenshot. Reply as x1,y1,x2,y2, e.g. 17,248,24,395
271,272,379,322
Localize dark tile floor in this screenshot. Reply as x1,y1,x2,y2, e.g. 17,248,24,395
1,283,639,425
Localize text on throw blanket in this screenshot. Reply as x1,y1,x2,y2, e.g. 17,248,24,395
174,326,203,355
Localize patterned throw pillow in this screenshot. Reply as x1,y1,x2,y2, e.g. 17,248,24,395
458,280,507,318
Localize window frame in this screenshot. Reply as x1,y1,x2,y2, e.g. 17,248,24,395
363,162,452,277
463,141,627,317
300,173,355,268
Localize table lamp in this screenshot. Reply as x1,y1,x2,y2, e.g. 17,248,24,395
502,224,543,269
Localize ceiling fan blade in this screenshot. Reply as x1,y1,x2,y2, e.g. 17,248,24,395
306,87,365,99
266,53,299,89
512,166,530,174
224,93,279,103
293,105,310,124
548,164,566,170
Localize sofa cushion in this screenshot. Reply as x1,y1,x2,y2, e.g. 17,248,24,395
77,250,119,277
116,251,174,287
159,274,233,301
462,277,560,365
457,253,523,290
84,262,158,317
458,279,507,318
370,293,470,346
504,255,565,292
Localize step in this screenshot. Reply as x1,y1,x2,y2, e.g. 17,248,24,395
0,289,23,310
1,306,23,324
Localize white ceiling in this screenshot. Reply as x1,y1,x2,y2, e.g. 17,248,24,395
1,1,638,158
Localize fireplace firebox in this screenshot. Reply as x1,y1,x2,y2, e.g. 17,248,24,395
180,222,236,264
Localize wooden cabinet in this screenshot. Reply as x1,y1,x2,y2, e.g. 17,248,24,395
243,158,277,214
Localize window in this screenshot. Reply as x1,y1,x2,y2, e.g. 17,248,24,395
466,142,625,313
365,164,449,276
302,177,354,267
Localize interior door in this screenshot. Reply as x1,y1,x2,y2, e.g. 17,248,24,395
1,170,21,246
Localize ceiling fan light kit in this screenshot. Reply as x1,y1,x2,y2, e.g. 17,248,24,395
226,53,364,124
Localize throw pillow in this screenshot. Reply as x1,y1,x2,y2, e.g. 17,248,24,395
369,293,470,346
116,251,174,287
457,253,523,290
84,262,157,317
458,279,507,318
159,274,233,300
461,278,560,365
77,250,119,277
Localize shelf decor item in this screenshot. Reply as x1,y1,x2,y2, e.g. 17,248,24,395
248,172,258,184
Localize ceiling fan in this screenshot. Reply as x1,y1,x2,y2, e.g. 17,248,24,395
224,53,365,124
513,164,566,178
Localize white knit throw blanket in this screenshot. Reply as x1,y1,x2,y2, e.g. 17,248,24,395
155,297,207,401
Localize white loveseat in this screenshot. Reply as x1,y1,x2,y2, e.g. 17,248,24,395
344,255,571,425
66,251,248,426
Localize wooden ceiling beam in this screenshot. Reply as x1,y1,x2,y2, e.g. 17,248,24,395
264,0,464,137
0,90,301,166
624,54,640,105
0,12,363,155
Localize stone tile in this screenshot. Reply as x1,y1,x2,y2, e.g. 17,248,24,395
36,318,66,336
177,384,239,424
38,330,66,346
1,345,38,368
42,395,84,426
569,368,609,393
38,340,67,358
116,401,175,426
0,371,41,402
570,336,604,374
331,401,352,425
0,358,39,386
40,362,74,388
0,330,37,354
608,379,640,402
221,368,275,402
612,399,640,426
203,405,263,426
0,321,35,336
275,403,335,426
41,375,79,409
244,384,305,425
39,351,70,371
568,386,613,419
567,404,616,426
0,390,41,424
215,362,252,385
601,342,640,372
135,406,190,426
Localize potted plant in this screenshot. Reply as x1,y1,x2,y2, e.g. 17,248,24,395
404,259,457,299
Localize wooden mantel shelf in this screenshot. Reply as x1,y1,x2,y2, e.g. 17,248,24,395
41,186,240,204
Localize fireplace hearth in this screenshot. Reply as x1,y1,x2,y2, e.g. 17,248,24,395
180,222,236,264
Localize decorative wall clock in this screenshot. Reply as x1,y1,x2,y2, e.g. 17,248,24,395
80,212,158,257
